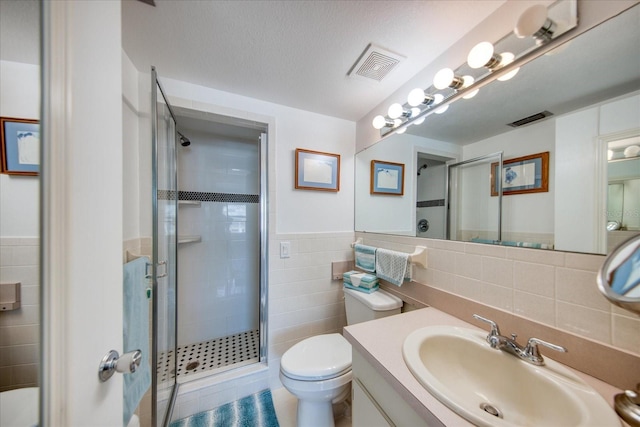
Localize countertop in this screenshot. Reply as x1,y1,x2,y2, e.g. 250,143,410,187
343,307,626,426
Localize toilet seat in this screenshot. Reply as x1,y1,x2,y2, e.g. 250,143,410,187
280,333,352,381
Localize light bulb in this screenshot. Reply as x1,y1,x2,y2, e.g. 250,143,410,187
624,145,640,158
462,75,475,88
410,108,421,118
388,103,405,119
413,116,426,126
433,68,455,90
434,104,449,114
433,94,444,104
407,88,424,107
607,149,614,161
396,127,407,134
372,115,388,130
496,52,519,81
393,119,402,127
515,4,556,43
467,41,497,69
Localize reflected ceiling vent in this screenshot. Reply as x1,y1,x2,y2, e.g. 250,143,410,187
136,0,156,6
507,110,554,127
348,44,405,82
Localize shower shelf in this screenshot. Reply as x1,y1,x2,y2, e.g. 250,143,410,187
178,200,201,207
178,235,202,244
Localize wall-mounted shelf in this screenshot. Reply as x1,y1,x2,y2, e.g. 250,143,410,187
178,200,201,207
178,235,202,244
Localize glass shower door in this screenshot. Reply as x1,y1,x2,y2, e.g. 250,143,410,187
447,153,503,243
151,67,179,427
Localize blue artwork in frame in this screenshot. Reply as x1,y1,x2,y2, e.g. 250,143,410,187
491,151,549,196
371,160,404,195
295,148,340,192
1,117,40,176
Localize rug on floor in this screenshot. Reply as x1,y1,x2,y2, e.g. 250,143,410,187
170,389,280,427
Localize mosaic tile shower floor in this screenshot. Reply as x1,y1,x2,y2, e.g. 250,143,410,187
157,329,259,381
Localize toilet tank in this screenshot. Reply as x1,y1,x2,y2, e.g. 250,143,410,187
343,287,403,325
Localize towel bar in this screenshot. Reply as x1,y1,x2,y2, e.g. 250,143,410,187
409,246,428,268
351,238,363,248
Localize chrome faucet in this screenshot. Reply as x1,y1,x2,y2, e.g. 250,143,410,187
472,314,567,366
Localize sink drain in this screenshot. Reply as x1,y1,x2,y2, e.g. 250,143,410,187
480,402,503,418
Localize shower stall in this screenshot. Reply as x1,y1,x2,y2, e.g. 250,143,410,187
151,68,268,426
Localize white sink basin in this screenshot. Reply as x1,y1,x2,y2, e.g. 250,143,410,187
402,325,621,427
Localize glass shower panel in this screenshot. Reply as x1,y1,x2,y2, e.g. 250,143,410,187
447,153,502,242
151,68,178,427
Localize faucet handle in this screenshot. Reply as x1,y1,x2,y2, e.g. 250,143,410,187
524,337,567,365
472,314,501,336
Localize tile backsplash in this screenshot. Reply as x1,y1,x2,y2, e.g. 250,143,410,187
0,237,40,392
358,232,640,357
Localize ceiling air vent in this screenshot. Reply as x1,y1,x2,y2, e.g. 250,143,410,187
507,110,554,128
348,44,405,82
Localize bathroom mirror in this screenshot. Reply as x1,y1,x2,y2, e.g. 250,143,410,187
597,234,640,315
355,4,640,255
0,0,41,420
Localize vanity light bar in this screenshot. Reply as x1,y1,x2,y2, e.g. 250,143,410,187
372,1,576,134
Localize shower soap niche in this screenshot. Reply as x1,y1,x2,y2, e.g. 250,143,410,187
178,235,202,245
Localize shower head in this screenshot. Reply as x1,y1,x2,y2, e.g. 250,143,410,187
177,132,191,147
417,164,428,176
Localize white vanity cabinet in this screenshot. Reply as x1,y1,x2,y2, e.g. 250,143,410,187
351,349,438,427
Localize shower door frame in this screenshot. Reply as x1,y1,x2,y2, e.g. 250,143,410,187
446,152,503,242
151,66,180,427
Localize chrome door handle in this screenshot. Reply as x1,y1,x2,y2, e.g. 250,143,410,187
98,349,142,382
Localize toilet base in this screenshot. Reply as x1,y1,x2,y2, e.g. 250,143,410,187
297,398,336,427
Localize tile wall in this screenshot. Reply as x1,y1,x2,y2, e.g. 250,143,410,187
359,232,640,357
0,237,39,392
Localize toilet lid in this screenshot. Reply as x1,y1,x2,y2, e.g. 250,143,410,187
280,333,352,380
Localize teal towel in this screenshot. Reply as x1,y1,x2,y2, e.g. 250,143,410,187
342,270,360,285
123,257,151,426
354,244,377,272
344,282,379,294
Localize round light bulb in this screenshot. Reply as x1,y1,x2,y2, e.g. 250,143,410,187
462,75,475,88
396,127,407,135
388,103,404,119
607,149,614,161
433,94,444,104
433,68,455,90
496,52,520,81
372,115,388,130
463,89,479,99
434,104,449,114
413,116,426,126
407,88,426,107
624,145,640,158
498,67,520,82
393,119,403,127
515,5,548,38
467,41,495,69
410,108,421,118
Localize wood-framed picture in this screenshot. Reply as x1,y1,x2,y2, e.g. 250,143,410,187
491,151,549,196
370,160,405,195
1,117,40,176
294,148,340,192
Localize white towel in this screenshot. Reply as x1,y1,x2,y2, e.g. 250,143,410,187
375,248,411,286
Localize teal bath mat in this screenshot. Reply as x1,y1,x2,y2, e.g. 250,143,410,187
170,389,280,427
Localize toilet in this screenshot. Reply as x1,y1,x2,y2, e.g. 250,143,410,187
279,287,403,427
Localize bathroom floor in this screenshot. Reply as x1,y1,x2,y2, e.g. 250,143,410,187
271,387,352,427
157,329,260,381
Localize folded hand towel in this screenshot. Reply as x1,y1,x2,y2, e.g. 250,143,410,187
354,244,377,272
344,281,379,294
375,248,411,286
350,272,378,289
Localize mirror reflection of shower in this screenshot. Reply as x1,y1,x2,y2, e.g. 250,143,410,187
416,154,453,239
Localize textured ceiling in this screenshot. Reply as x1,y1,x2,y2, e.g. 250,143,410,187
121,0,506,121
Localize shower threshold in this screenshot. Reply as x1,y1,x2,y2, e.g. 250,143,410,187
158,329,259,383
